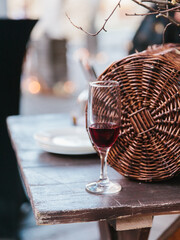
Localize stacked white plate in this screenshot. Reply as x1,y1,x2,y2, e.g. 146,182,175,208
34,126,96,155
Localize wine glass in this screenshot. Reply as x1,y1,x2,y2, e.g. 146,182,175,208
86,80,122,194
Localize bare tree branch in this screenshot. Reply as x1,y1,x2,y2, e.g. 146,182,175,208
157,4,180,13
159,12,180,25
127,0,180,26
66,0,121,36
142,0,178,6
163,22,172,43
131,0,157,12
126,4,180,15
66,0,180,37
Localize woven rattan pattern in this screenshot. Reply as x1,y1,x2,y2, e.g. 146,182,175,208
97,44,180,181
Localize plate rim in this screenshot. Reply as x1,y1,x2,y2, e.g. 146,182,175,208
34,126,96,155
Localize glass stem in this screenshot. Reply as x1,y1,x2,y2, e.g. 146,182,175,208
99,148,110,184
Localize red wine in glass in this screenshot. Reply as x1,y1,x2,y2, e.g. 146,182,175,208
86,80,122,195
89,123,120,148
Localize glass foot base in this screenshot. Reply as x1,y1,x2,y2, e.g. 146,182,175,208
86,181,122,195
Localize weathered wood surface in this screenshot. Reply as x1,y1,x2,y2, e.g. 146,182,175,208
7,114,180,226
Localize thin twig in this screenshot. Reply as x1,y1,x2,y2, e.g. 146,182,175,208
126,6,180,16
159,12,180,25
142,0,177,5
66,0,121,36
160,5,180,12
130,1,180,14
142,0,180,5
126,12,156,16
131,0,157,12
163,22,172,43
126,1,180,26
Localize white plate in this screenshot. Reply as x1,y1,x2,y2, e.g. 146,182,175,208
34,127,96,155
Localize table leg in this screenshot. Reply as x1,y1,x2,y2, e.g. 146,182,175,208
99,215,153,240
157,216,180,240
99,220,118,240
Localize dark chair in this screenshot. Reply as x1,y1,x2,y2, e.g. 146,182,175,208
129,9,180,54
0,19,37,239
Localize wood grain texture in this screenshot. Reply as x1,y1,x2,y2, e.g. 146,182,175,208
7,114,180,226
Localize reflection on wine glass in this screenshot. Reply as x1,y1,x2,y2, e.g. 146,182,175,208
86,80,122,194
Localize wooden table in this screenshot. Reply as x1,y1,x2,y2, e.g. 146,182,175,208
7,114,180,240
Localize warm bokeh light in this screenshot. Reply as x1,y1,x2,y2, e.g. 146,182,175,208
27,77,41,94
95,51,108,64
154,22,164,34
73,48,90,61
63,81,76,94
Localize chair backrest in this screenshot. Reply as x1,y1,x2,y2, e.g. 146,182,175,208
0,19,37,163
0,19,37,237
0,19,37,118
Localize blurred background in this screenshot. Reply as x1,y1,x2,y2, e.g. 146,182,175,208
4,0,147,117
1,0,179,240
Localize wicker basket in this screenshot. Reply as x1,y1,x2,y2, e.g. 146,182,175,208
95,43,180,182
